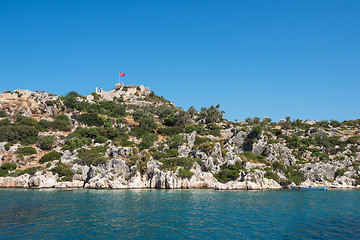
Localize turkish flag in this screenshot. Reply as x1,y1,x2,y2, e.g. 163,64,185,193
119,72,125,77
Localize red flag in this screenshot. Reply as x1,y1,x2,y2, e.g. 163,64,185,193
119,72,125,77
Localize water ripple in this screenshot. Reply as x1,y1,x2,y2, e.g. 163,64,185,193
0,189,359,239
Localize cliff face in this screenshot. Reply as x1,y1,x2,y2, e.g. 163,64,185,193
0,84,359,189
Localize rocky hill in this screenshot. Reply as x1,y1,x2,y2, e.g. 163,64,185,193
0,84,359,189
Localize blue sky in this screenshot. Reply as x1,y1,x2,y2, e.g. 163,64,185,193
0,0,359,122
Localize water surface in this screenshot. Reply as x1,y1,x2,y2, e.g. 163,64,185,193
0,189,359,239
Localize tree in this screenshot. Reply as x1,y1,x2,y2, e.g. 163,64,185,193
198,105,224,123
187,106,197,117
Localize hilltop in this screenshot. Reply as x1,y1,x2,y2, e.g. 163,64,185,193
0,83,359,189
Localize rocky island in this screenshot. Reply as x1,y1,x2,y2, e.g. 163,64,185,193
0,84,359,190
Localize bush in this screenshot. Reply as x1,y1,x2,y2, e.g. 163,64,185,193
0,125,39,145
284,166,306,185
248,125,263,139
185,124,196,134
213,162,245,183
76,146,107,166
198,142,215,155
167,134,186,149
16,116,39,127
0,169,8,177
121,140,135,147
165,149,179,158
4,143,11,151
40,114,72,132
159,157,195,171
130,127,150,138
271,129,282,136
264,170,280,183
157,126,184,136
241,151,269,165
14,166,43,176
0,110,6,117
194,136,212,146
177,168,193,179
139,133,158,150
272,161,286,172
17,146,37,155
51,164,74,181
153,151,168,160
1,162,17,171
62,137,91,151
39,151,63,164
95,135,107,143
77,113,104,126
335,168,346,178
39,135,56,150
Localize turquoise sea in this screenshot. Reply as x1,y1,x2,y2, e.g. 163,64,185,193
0,189,359,239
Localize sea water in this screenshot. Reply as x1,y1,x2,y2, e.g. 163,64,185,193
0,189,359,239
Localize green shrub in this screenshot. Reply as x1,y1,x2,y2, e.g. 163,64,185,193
347,136,360,145
18,166,43,176
4,143,11,151
284,166,306,185
194,136,212,146
213,162,245,183
16,116,39,127
247,125,263,139
177,168,193,179
157,126,184,136
167,134,186,149
39,151,63,164
153,150,168,160
271,129,282,136
0,125,39,145
139,133,158,150
159,157,195,171
62,137,91,151
76,146,107,166
51,164,74,181
205,123,221,137
121,140,135,147
17,146,37,155
39,135,56,150
165,149,179,158
355,177,360,186
335,168,346,178
0,118,11,126
206,128,221,137
130,127,150,137
77,113,104,126
272,161,286,172
241,151,269,165
51,114,72,131
198,142,215,155
264,170,280,183
0,169,8,177
310,150,329,161
1,162,17,171
0,110,6,117
95,135,107,143
185,124,196,134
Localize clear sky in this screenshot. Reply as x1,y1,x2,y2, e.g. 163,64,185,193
1,0,359,122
